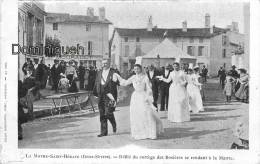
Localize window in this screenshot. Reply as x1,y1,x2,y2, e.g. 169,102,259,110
136,37,140,42
124,45,129,57
189,38,194,43
86,24,91,31
222,49,226,58
199,38,203,43
88,41,93,55
53,23,58,30
187,46,195,56
222,35,228,46
93,60,96,67
124,37,128,42
198,46,204,56
135,45,141,57
27,13,34,46
123,63,128,72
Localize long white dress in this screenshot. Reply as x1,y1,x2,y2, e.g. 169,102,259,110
164,70,190,122
119,74,164,140
187,73,204,113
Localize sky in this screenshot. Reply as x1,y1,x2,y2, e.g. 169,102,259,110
43,1,246,37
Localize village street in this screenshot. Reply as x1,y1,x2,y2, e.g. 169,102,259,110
18,78,248,149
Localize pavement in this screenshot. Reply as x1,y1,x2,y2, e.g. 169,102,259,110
18,78,248,149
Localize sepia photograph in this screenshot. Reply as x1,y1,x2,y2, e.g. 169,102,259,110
16,0,250,150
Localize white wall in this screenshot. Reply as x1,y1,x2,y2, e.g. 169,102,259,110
45,22,109,56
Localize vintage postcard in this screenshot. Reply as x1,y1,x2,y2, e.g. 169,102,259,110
0,0,260,163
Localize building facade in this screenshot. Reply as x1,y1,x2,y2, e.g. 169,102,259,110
45,7,111,68
18,2,46,80
211,30,244,75
111,14,244,76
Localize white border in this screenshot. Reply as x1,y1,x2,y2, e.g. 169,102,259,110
1,0,260,163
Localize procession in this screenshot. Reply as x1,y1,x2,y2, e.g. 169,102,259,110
17,1,249,149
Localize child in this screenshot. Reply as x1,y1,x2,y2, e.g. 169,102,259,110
58,73,70,93
223,72,234,103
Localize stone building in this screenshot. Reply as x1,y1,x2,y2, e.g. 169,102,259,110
18,2,46,80
44,7,111,68
110,14,244,76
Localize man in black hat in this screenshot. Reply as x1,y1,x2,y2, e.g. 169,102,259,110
51,59,60,92
201,65,208,83
230,65,239,79
159,64,172,111
78,62,86,89
229,65,240,93
218,66,226,89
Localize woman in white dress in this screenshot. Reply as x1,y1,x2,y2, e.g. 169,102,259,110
187,68,204,113
157,62,190,123
115,64,164,140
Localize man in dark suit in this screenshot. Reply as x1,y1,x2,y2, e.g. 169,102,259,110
22,68,40,120
88,66,96,91
146,64,160,109
159,64,171,111
35,59,48,89
218,66,226,89
78,62,85,89
51,59,60,92
201,65,208,83
93,59,118,137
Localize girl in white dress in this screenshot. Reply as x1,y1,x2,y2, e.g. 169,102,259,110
157,63,190,123
187,68,204,113
115,64,164,140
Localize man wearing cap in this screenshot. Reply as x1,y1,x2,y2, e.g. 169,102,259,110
159,64,172,111
146,64,160,109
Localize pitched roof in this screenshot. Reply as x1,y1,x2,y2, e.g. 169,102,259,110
46,13,112,24
115,26,228,38
143,38,196,59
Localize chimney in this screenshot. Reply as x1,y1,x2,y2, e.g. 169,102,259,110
226,25,232,31
147,15,153,31
232,21,239,32
99,7,105,21
205,13,210,28
87,7,94,17
182,20,187,32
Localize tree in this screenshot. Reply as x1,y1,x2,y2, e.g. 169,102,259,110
45,36,61,57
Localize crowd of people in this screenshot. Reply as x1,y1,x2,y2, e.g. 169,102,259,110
18,58,100,139
218,65,249,103
21,58,100,94
101,62,206,140
125,63,207,113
